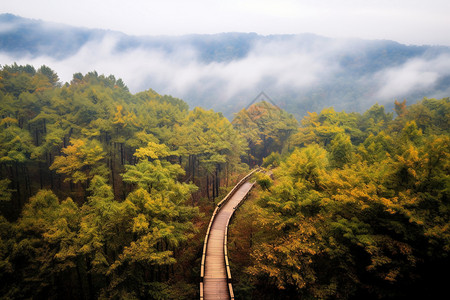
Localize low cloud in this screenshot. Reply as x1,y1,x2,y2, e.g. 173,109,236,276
372,53,450,100
0,34,341,105
1,33,449,116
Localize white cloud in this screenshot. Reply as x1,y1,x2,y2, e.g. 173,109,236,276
373,54,450,100
0,33,340,99
1,33,449,116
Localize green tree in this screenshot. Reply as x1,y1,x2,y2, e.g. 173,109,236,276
233,101,297,164
329,133,353,168
176,107,247,199
0,121,34,207
3,190,81,299
50,138,107,184
0,179,12,202
37,65,60,87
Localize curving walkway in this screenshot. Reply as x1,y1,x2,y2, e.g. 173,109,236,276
202,181,255,299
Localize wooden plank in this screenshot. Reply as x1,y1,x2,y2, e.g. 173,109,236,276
202,181,255,299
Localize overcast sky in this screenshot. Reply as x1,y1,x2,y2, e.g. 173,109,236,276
2,0,450,45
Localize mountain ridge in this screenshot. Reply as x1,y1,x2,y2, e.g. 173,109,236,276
1,13,450,119
3,13,448,62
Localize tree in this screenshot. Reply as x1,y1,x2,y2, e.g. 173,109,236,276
105,185,198,298
175,107,247,199
358,131,395,163
329,133,353,168
359,103,393,135
3,190,81,299
0,215,15,296
0,121,33,165
290,107,364,149
123,141,196,200
50,138,107,184
394,99,407,117
0,179,12,202
37,65,60,87
233,101,297,164
0,121,34,208
107,142,198,297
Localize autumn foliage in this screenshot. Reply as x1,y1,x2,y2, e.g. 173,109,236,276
0,63,449,299
0,64,247,299
230,98,449,299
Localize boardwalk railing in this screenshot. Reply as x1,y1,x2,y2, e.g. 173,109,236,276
200,168,259,299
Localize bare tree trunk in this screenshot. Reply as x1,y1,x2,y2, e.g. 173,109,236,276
215,165,220,198
85,257,94,300
38,161,44,189
14,163,21,208
206,174,210,200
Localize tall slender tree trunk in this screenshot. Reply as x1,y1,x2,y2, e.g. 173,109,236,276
110,156,116,197
38,161,44,189
23,165,31,198
215,165,220,198
120,143,124,165
35,128,39,146
226,162,229,187
75,260,86,300
85,257,94,300
191,155,196,182
14,163,21,208
206,174,210,200
212,174,215,199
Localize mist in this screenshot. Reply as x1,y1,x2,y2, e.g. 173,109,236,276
371,53,450,100
1,32,449,118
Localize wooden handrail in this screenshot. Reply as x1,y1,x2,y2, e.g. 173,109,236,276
200,168,259,299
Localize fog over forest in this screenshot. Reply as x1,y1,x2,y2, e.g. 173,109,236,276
1,13,450,118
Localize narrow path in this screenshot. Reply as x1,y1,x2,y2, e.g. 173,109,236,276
202,181,254,299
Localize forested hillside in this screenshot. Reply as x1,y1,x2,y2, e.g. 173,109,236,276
0,64,249,299
229,98,450,299
0,63,448,299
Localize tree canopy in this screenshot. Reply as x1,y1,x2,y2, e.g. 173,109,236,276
1,63,448,299
229,97,450,299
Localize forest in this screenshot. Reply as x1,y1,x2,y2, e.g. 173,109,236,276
0,63,449,299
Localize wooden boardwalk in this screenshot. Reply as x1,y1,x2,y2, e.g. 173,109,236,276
202,181,255,299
